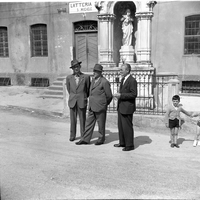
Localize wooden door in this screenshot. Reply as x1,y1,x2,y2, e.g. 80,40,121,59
75,32,98,72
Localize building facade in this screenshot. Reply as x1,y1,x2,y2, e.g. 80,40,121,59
0,1,199,93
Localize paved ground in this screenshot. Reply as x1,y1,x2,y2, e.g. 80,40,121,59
1,86,200,199
1,108,200,200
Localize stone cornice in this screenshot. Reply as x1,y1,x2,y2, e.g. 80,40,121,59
135,12,154,20
97,14,116,21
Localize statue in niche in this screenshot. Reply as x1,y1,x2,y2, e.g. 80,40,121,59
121,9,134,46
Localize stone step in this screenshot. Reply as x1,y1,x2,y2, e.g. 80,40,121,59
45,90,63,96
57,77,66,81
40,76,66,99
53,81,64,86
48,85,63,91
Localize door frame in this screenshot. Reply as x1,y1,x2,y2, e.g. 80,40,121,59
73,20,98,71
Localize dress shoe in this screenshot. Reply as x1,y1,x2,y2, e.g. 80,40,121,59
69,138,75,142
75,140,88,145
122,146,134,151
95,141,104,145
114,144,125,147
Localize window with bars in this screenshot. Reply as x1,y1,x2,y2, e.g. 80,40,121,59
31,78,49,87
184,15,200,55
182,81,200,93
0,27,9,57
30,24,48,57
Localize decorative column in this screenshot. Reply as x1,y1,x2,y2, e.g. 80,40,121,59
98,14,116,68
135,1,156,65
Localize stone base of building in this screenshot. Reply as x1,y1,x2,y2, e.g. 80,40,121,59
0,73,59,86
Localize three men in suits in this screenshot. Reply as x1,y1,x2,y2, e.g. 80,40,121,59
66,59,91,141
113,63,138,151
76,64,113,145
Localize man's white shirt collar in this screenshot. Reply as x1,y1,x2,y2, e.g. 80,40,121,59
123,74,130,84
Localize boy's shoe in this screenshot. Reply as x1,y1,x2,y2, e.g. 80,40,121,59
171,144,175,148
198,140,200,146
174,144,180,148
193,140,198,147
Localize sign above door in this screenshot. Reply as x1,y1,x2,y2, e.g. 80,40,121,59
69,2,97,13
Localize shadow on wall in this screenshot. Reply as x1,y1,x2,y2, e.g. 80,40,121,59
16,73,25,85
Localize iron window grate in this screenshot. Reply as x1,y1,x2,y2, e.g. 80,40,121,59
74,21,97,33
31,78,49,87
0,77,11,86
182,81,200,93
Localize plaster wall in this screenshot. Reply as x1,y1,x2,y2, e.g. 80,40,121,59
0,2,98,82
152,1,200,80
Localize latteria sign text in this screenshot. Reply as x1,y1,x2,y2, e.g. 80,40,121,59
69,2,97,13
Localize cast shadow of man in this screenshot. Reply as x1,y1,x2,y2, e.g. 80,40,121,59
89,130,152,149
134,136,152,149
89,129,119,144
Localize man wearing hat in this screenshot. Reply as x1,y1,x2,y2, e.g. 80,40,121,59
66,59,91,141
76,64,112,145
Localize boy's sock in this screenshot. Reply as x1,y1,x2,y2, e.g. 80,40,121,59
170,135,175,147
193,140,198,147
174,135,178,145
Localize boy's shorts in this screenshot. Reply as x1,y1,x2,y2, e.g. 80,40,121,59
197,120,200,127
169,118,179,128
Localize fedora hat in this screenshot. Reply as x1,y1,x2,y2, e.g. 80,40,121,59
70,59,82,68
93,64,103,72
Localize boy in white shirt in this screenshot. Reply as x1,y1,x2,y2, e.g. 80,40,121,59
165,95,192,148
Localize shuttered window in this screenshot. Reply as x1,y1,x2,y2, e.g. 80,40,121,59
30,24,48,57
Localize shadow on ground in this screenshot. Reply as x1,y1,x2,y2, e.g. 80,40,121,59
89,130,152,150
178,138,193,145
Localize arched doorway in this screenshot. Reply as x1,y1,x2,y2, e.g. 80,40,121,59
74,21,98,72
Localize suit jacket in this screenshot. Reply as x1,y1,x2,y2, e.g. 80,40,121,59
118,75,137,114
88,76,112,112
66,72,91,109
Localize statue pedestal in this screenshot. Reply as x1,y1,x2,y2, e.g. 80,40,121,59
119,45,135,67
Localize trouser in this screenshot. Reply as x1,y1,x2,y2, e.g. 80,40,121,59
69,104,86,139
118,111,134,147
82,109,107,143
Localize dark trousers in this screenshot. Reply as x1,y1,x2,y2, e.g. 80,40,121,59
118,111,134,147
69,104,86,139
82,109,107,143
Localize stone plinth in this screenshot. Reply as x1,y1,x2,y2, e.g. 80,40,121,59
119,45,135,67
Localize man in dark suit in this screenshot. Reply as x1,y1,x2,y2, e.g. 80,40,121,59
113,63,137,151
76,64,112,145
66,59,91,141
